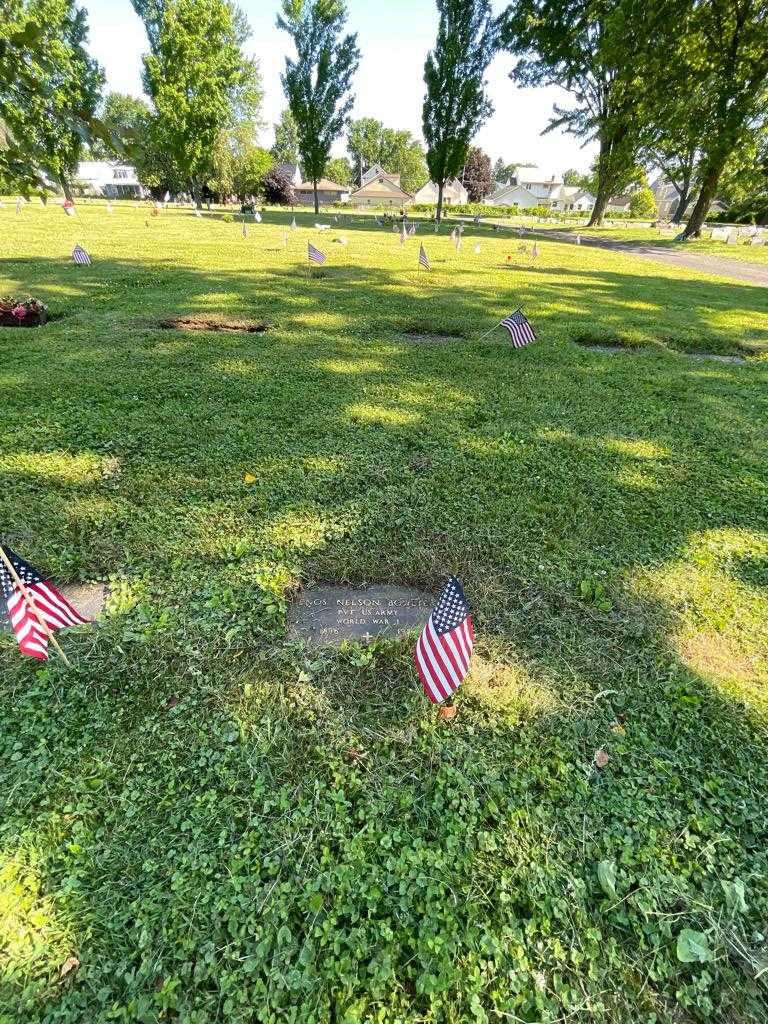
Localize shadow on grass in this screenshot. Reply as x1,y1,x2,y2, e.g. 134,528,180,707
1,252,768,1021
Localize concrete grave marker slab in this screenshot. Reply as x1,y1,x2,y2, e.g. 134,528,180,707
288,585,434,645
0,582,106,633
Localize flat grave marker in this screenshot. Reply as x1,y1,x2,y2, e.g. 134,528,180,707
0,582,106,633
288,585,434,646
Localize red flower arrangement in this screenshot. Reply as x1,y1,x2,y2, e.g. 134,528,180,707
0,296,49,327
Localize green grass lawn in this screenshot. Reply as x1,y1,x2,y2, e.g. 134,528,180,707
2,200,768,1024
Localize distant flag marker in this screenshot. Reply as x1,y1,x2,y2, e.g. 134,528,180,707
254,211,262,223
16,198,24,215
308,241,326,264
531,242,539,259
291,217,297,230
576,234,581,245
106,203,113,214
72,244,91,266
195,210,202,218
400,225,407,244
474,243,481,254
418,244,431,271
413,577,474,705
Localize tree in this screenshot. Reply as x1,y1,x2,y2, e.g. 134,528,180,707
135,0,255,207
90,92,149,159
461,145,493,201
563,168,590,188
271,107,300,166
232,145,272,198
422,0,496,221
325,156,353,186
346,118,428,192
676,0,768,239
277,0,360,214
498,0,657,227
629,185,656,218
263,164,295,204
492,156,505,181
0,0,104,196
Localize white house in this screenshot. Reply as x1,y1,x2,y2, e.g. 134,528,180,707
413,178,468,205
361,163,390,186
489,183,543,209
75,161,142,198
489,169,594,211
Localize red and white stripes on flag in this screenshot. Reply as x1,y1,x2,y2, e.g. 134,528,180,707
413,577,474,704
308,242,326,264
419,244,431,270
1,547,89,660
500,308,537,348
72,244,91,265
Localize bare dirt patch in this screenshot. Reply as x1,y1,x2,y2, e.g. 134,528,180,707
158,315,268,334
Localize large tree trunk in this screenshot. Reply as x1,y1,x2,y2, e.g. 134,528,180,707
436,180,445,223
191,177,203,210
59,176,73,202
682,157,725,239
587,140,612,227
588,189,610,228
672,186,692,225
313,178,319,215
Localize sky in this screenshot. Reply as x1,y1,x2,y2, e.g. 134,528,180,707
82,0,597,176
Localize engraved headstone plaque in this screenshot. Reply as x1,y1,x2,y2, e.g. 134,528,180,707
288,585,434,645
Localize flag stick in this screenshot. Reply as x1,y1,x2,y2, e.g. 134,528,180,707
0,546,71,666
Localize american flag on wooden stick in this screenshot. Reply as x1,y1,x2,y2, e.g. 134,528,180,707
413,577,474,704
400,225,407,244
72,244,91,265
0,547,89,660
501,308,536,348
419,244,431,271
308,242,326,264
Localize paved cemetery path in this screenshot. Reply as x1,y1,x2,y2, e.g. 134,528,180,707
482,222,768,286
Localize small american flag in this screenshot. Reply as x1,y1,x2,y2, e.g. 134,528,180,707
291,217,297,229
576,234,581,244
242,222,248,238
532,242,539,259
1,547,89,660
308,242,326,264
413,577,474,704
254,211,262,223
409,223,416,237
72,244,91,265
400,225,407,244
501,308,536,348
419,244,431,270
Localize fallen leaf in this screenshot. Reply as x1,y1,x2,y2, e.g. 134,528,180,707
597,859,617,898
611,721,626,735
345,747,365,764
59,956,80,981
438,704,458,722
676,929,712,963
243,472,257,484
164,695,179,710
594,749,610,768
